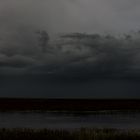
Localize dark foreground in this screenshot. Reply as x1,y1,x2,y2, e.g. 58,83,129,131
0,98,140,111
0,128,140,140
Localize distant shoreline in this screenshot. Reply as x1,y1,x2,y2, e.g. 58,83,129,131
0,98,139,111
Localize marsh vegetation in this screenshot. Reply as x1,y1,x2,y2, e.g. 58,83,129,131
0,128,140,140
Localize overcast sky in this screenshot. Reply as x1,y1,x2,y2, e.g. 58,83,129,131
0,0,140,98
0,0,140,35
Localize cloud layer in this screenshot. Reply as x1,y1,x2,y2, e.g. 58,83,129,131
1,0,140,81
1,0,140,36
0,31,140,82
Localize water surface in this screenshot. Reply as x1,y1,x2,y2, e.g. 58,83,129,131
0,111,140,129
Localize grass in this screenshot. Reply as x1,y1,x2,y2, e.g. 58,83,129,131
0,128,140,140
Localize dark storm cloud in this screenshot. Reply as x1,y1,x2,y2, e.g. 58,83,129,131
1,32,140,98
0,0,140,79
0,54,36,68
1,31,140,82
40,34,131,81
